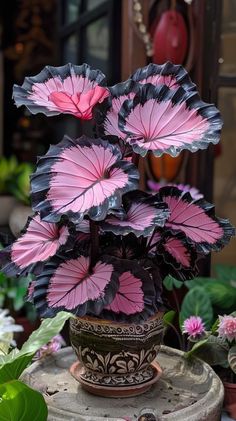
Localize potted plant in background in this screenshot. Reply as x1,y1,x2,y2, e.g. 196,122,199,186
8,162,34,237
0,62,234,397
162,267,236,419
0,156,18,226
0,243,37,346
182,313,236,420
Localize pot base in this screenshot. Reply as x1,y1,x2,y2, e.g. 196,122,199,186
70,360,162,398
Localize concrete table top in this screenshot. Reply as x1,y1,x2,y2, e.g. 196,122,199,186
22,346,224,421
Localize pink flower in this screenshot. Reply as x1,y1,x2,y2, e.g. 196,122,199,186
35,335,65,359
183,316,206,339
218,315,236,342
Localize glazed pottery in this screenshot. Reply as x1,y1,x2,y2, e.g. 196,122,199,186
9,204,33,237
0,195,17,226
69,312,164,397
224,381,236,420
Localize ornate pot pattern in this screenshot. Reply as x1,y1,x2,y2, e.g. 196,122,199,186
69,313,164,395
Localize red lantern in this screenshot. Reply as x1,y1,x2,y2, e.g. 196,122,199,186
153,9,188,64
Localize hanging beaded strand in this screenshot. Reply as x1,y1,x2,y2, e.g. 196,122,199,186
132,0,153,57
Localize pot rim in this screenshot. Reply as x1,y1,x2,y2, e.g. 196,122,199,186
72,311,164,327
223,381,236,389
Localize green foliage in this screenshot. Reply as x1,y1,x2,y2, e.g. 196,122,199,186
0,353,34,384
163,310,176,327
0,156,18,195
8,163,34,206
180,286,214,329
0,311,73,420
0,380,48,421
186,335,229,367
186,276,236,310
0,311,73,382
0,156,33,204
163,275,183,291
214,264,236,285
0,270,35,320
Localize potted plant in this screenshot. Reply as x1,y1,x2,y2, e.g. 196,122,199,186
181,313,236,420
0,156,18,226
163,270,236,419
0,243,37,346
0,62,234,397
8,162,34,237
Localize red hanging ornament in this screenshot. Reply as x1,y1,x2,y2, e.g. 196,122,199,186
153,9,188,64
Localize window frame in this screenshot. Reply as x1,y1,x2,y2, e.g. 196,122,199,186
58,0,121,84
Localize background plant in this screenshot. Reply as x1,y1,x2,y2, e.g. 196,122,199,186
8,162,34,206
184,313,236,383
164,264,236,329
0,311,72,421
0,156,18,195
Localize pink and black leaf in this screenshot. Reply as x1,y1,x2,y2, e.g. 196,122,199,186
157,186,235,253
118,84,222,157
95,78,140,140
13,63,109,120
100,259,157,323
101,190,169,237
131,62,196,91
30,135,139,224
154,231,199,281
32,255,119,318
101,232,145,260
27,280,36,302
0,214,73,277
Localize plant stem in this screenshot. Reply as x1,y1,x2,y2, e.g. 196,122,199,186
89,220,99,269
132,151,140,168
172,288,181,316
146,228,157,250
167,322,185,351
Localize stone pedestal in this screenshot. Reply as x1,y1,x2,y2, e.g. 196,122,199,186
22,346,224,421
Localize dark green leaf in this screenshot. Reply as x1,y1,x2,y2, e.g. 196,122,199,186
185,276,236,310
0,380,47,421
180,286,213,329
163,275,182,291
163,310,176,326
214,264,236,283
0,354,34,384
0,273,8,284
186,338,209,357
187,335,229,366
13,287,28,311
185,277,218,289
205,282,236,309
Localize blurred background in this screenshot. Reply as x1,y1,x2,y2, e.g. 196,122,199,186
0,0,235,269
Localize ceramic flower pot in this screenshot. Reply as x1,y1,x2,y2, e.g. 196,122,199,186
0,195,17,226
223,381,236,420
69,312,164,398
9,204,33,237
